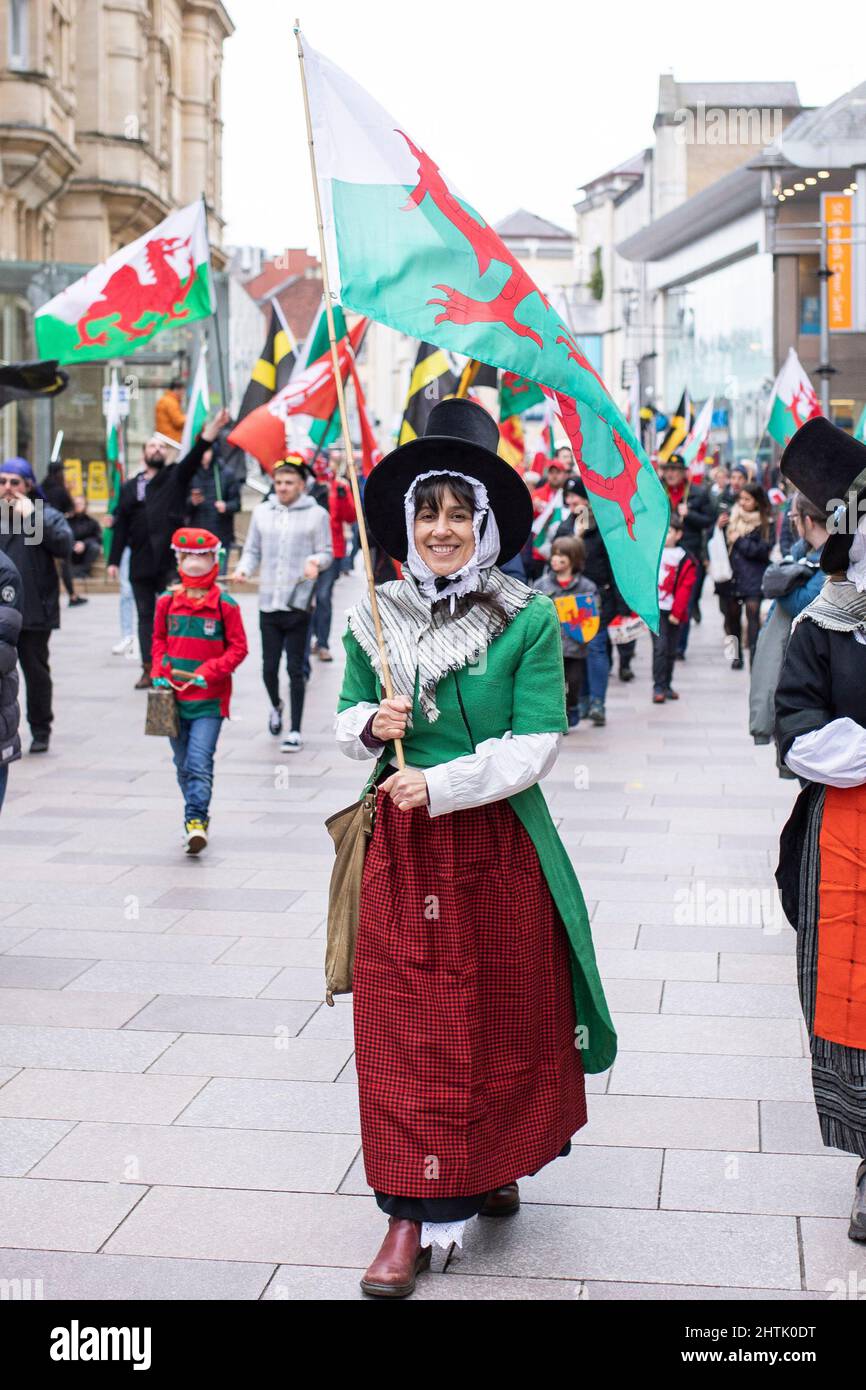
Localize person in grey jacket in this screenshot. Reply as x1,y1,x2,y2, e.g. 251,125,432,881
0,458,72,753
234,458,332,753
0,550,23,809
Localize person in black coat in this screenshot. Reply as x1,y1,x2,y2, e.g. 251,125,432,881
718,482,771,669
107,408,230,688
0,550,23,807
660,454,714,659
185,441,241,573
0,457,73,752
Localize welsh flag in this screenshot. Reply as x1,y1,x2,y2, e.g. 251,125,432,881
178,343,210,457
681,395,714,479
854,403,866,444
767,348,822,447
498,414,525,469
302,34,668,626
499,370,545,419
35,200,214,365
227,316,367,470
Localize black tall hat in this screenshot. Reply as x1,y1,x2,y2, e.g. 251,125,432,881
362,397,533,565
779,417,866,573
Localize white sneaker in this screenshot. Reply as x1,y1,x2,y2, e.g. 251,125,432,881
268,700,284,736
126,638,141,662
112,635,132,656
281,731,303,753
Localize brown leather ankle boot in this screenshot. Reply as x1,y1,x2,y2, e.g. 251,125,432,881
480,1181,520,1217
360,1218,431,1297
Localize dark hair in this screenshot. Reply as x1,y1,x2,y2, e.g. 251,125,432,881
551,535,584,571
412,473,477,516
743,482,771,536
169,378,183,391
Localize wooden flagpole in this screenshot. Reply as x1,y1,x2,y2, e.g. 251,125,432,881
294,21,404,769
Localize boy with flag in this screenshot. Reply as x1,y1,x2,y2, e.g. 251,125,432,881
151,527,248,854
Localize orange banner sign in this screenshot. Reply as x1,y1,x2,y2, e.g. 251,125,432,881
823,193,853,332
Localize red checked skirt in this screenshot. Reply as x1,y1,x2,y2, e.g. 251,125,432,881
353,791,587,1198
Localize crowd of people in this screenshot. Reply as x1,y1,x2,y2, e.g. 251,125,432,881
2,381,866,1290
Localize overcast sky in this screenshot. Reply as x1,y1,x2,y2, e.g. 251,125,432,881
221,0,865,255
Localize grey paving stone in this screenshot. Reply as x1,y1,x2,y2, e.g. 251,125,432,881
719,953,798,985
0,926,40,952
600,978,662,1013
258,967,329,1001
609,1053,813,1103
153,887,302,913
572,1094,758,1151
0,957,94,989
31,1121,360,1193
0,1069,206,1124
615,1014,804,1057
148,1032,353,1082
445,1204,800,1290
0,988,155,1029
64,960,280,997
800,1217,866,1293
123,995,318,1037
0,1248,273,1300
0,1175,147,1252
167,909,321,938
759,1102,852,1156
7,928,235,963
638,924,793,956
598,948,718,982
0,1023,177,1073
216,938,327,968
176,1077,360,1133
104,1188,383,1263
661,1149,854,1218
4,905,186,933
662,981,801,1019
0,1117,76,1176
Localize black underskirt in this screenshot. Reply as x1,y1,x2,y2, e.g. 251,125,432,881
373,1139,572,1221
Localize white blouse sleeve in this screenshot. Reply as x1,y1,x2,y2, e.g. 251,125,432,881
784,717,866,787
334,702,382,761
424,731,560,817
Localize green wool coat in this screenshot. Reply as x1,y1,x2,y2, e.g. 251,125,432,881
337,589,617,1075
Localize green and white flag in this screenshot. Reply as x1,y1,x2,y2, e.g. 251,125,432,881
855,403,866,444
300,32,668,627
35,199,214,364
767,347,822,447
179,342,210,457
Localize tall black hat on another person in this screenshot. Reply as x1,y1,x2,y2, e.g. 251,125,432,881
362,397,533,565
779,417,866,574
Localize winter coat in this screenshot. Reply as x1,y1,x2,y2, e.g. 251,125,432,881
0,551,22,767
729,529,771,599
0,501,72,630
533,569,600,657
155,391,186,443
185,460,241,550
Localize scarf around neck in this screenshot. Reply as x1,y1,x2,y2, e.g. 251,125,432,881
726,503,764,546
792,579,866,636
347,566,533,722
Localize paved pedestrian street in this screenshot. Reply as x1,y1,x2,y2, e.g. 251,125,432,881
0,579,863,1301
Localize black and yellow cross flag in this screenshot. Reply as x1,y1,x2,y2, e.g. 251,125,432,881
399,340,459,444
658,389,693,463
239,303,296,416
223,303,296,478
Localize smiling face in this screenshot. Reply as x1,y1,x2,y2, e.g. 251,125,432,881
413,480,477,577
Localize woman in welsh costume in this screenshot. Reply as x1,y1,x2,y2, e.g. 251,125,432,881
334,399,617,1298
775,417,866,1243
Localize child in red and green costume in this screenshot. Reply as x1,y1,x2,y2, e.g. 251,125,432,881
152,528,248,854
